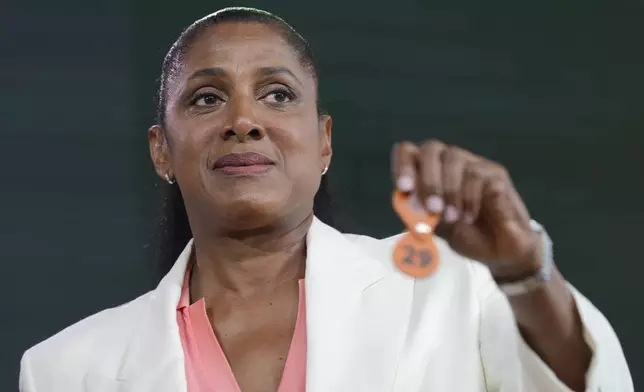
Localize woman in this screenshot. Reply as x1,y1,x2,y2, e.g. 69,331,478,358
19,7,632,392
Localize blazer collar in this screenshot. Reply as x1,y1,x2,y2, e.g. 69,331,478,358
112,234,194,391
304,218,413,392
115,217,412,392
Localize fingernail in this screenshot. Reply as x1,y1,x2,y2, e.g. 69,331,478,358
444,205,459,223
463,212,475,224
425,196,444,213
397,175,415,192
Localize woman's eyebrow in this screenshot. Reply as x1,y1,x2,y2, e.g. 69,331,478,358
188,67,226,80
257,66,301,85
187,66,301,86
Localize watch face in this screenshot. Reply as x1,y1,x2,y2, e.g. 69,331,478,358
500,228,554,296
539,230,554,281
498,222,554,296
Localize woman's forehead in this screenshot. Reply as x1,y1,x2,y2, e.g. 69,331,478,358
181,23,303,76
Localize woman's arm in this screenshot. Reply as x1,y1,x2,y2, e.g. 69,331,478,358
475,263,633,392
508,267,591,391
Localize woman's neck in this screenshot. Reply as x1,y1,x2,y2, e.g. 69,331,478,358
190,213,312,299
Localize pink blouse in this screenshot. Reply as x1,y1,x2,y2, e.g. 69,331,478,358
176,264,307,392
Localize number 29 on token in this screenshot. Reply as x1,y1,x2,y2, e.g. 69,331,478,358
391,191,441,278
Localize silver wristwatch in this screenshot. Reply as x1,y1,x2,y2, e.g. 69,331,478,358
497,220,554,297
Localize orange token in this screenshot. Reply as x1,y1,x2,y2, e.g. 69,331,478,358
392,233,439,278
392,191,441,278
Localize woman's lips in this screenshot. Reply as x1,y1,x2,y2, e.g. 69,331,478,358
212,152,275,175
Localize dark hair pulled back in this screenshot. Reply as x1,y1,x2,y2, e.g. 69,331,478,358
154,7,335,278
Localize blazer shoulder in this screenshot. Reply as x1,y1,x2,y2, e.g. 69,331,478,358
22,290,154,384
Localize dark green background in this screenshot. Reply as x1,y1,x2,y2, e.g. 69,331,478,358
2,0,642,389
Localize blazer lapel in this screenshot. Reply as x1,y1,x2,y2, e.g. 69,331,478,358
102,218,413,392
305,218,414,392
110,241,194,392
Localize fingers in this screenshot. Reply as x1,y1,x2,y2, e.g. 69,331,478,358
461,165,485,224
393,140,511,227
418,140,446,213
481,169,516,226
441,147,469,223
418,141,474,225
392,141,420,193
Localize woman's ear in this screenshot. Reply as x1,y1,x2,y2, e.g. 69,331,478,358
148,124,172,179
319,114,333,170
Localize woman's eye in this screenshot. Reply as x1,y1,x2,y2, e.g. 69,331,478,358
192,93,221,107
264,90,294,104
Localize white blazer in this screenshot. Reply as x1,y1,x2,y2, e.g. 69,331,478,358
20,218,632,392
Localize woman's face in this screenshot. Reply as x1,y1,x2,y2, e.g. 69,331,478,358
149,22,332,232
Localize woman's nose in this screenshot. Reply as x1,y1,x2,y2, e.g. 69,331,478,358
220,99,266,142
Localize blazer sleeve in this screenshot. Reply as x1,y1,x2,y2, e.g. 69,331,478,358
19,351,38,392
474,265,633,392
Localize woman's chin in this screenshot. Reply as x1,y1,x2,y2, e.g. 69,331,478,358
216,193,293,226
